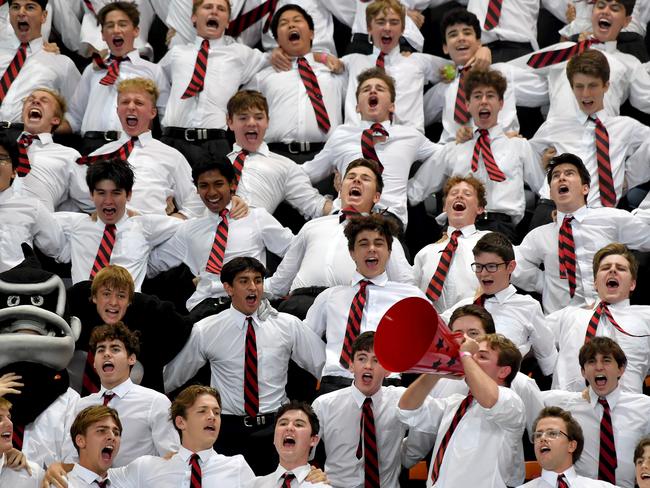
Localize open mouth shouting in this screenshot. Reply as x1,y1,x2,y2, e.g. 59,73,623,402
593,374,608,388
101,444,115,463
451,200,466,212
16,20,30,33
206,18,220,30
244,129,259,143
112,35,124,48
102,360,115,373
282,434,296,448
477,108,491,121
245,293,258,308
606,277,619,291
27,106,43,123
204,422,217,434
380,34,393,48
368,94,379,109
360,371,374,386
125,114,138,128
557,184,570,195
0,430,11,443
288,30,301,42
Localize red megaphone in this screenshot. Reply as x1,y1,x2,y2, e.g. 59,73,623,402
374,297,465,376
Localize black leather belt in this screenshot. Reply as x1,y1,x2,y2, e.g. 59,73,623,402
290,286,327,297
162,127,227,141
268,141,325,154
0,121,24,130
222,412,277,428
321,375,401,387
482,212,512,223
84,130,120,141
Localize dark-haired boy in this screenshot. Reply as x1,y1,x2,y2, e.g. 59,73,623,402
547,243,650,393
0,0,80,124
441,232,557,377
303,68,441,229
53,160,180,291
68,1,169,155
530,49,650,211
148,157,294,320
61,322,179,467
543,338,650,487
517,406,617,487
164,257,325,474
225,89,331,220
513,153,650,313
305,214,425,391
412,68,544,240
398,333,526,487
312,332,427,487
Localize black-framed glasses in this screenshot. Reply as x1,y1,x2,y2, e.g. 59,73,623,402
532,429,570,442
471,262,507,273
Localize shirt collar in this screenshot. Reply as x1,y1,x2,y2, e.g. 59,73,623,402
372,44,400,58
540,466,577,485
272,464,313,484
588,384,621,410
473,124,503,138
361,119,391,130
21,132,53,145
70,463,108,485
208,201,233,220
556,204,588,224
350,381,383,408
195,36,225,49
229,306,260,330
607,298,630,308
594,40,618,53
230,142,269,158
99,377,133,398
178,445,217,463
447,224,477,238
351,270,388,287
492,284,517,303
579,109,608,125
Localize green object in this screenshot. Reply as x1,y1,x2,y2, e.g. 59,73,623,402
443,64,456,82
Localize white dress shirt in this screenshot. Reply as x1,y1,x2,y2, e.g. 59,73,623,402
510,41,650,120
547,300,650,393
441,285,558,375
543,386,650,488
79,0,155,59
0,453,43,488
422,62,528,143
312,384,416,488
247,53,344,143
413,225,488,313
424,372,545,487
513,205,650,313
21,387,79,468
108,445,256,488
87,132,204,218
11,133,91,213
397,386,526,488
265,213,414,298
302,120,441,227
304,271,427,378
0,37,80,122
164,306,325,414
229,142,327,220
160,36,268,129
66,464,109,488
148,205,293,311
341,47,446,133
54,211,180,291
0,185,63,272
517,466,618,487
253,463,327,487
409,124,544,224
530,111,650,206
67,49,170,134
62,379,180,467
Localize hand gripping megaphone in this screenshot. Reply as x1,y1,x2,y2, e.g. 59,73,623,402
374,297,466,376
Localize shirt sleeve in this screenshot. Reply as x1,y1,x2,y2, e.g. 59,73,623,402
163,322,208,393
147,222,188,276
168,153,204,218
256,209,294,257
32,201,65,259
479,386,526,433
386,241,416,285
301,138,338,183
282,159,329,219
407,143,450,205
264,228,307,298
629,62,650,114
512,230,545,293
528,302,558,375
303,288,332,338
288,316,326,379
148,394,181,456
396,395,446,434
66,65,92,133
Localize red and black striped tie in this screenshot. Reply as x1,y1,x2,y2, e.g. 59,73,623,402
297,57,331,133
90,224,117,279
92,53,125,86
12,423,24,450
376,52,385,69
281,472,295,488
361,123,389,173
454,67,470,124
102,392,115,406
557,474,569,488
339,206,360,223
527,39,600,68
597,397,617,484
232,149,249,192
81,351,101,396
83,0,96,15
77,137,138,165
340,280,369,369
592,116,615,207
190,453,202,488
483,0,503,30
426,230,462,303
0,42,28,103
431,393,473,483
182,39,210,99
205,209,229,274
96,480,109,488
17,133,37,176
558,216,576,298
473,293,493,307
356,397,380,488
244,316,259,417
472,129,506,182
585,301,649,342
226,0,278,36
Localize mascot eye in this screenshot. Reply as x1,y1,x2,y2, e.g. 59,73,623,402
7,296,20,307
31,295,44,306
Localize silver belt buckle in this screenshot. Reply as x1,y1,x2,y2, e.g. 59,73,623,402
184,128,196,142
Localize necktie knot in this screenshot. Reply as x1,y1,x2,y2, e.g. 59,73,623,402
102,391,115,406
282,472,295,487
96,479,110,488
370,122,388,137
219,208,229,219
339,206,360,223
359,280,370,292
598,397,610,409
450,229,462,239
190,452,200,464
478,128,489,139
556,473,569,488
19,133,35,146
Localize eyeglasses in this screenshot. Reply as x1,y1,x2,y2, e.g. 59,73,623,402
470,262,507,273
532,429,570,442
